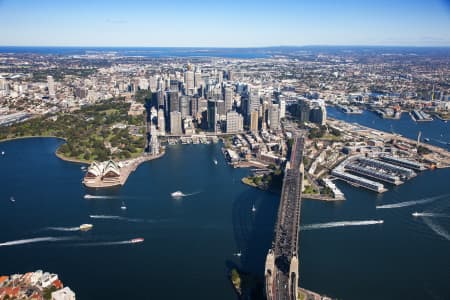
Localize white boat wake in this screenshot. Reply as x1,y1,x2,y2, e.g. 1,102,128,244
412,212,450,218
170,191,200,199
75,240,137,247
46,227,80,232
84,195,118,199
301,220,383,231
0,236,75,247
376,194,450,209
89,215,158,223
421,217,450,241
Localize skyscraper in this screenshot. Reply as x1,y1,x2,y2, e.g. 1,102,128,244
207,99,217,132
170,111,183,135
47,75,55,98
180,96,190,118
169,91,179,112
269,103,280,130
226,111,244,133
184,70,194,95
247,90,260,116
157,108,165,135
224,86,233,112
250,110,259,132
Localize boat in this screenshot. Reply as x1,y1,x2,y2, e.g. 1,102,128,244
1,151,4,156
79,224,93,231
423,138,430,142
252,204,256,212
120,201,127,210
213,159,218,165
412,212,420,217
171,191,184,198
130,238,144,244
234,251,242,257
10,196,15,203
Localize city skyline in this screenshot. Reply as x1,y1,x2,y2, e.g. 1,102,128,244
1,0,450,47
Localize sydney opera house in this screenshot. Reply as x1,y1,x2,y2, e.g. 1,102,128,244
83,160,122,188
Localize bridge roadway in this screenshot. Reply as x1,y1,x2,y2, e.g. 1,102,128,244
265,136,304,300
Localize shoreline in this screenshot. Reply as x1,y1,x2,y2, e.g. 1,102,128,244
241,177,343,202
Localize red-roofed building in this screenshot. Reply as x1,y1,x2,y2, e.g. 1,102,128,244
0,276,8,286
52,279,63,289
2,286,20,298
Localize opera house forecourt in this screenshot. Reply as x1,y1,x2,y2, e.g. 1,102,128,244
83,160,121,188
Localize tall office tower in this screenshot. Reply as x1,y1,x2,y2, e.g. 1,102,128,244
191,95,199,118
217,71,223,84
170,111,183,135
170,79,179,92
309,101,327,125
169,91,179,112
138,78,149,90
157,77,164,91
269,103,280,130
298,98,311,123
261,102,268,131
224,86,233,112
194,69,202,90
47,76,55,98
183,116,195,135
247,90,261,116
250,110,259,133
149,76,157,91
279,98,286,119
157,90,164,108
184,70,194,95
207,99,217,132
180,96,190,118
226,111,244,133
216,100,225,116
147,123,160,156
157,108,165,135
228,70,234,81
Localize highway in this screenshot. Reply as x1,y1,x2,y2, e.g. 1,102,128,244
265,135,304,300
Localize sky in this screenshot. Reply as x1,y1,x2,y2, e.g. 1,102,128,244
1,0,450,47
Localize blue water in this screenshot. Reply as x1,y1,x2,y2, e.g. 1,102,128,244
0,46,272,58
327,106,450,150
1,133,449,299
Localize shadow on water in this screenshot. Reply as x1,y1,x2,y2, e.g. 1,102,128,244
230,188,279,299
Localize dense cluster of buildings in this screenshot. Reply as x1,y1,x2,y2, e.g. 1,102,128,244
0,270,75,300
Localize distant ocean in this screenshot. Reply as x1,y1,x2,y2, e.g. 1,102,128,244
1,46,449,58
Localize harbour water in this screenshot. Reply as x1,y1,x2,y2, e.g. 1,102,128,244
1,127,449,299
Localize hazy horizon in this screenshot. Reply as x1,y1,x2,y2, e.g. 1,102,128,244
1,0,450,47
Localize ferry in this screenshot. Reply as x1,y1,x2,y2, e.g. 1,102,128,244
79,224,93,231
171,191,184,198
130,238,144,244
